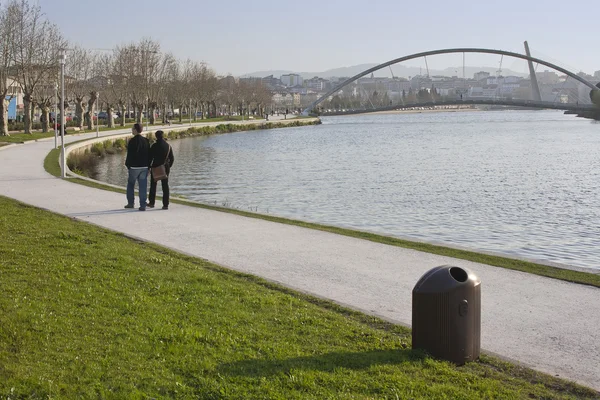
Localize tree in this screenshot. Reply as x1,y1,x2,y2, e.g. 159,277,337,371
32,74,57,132
0,2,16,136
10,0,65,134
65,47,95,130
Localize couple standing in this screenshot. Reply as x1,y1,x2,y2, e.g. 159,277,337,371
124,123,175,211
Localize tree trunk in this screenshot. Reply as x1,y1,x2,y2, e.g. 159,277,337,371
107,105,115,128
75,98,85,129
149,102,156,124
40,105,50,132
136,104,142,124
85,92,98,130
178,104,183,123
119,102,125,127
0,95,9,136
23,94,33,134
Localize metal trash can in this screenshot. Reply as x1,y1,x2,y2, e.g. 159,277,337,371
412,265,481,365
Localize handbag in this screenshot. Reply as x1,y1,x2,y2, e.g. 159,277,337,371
151,145,171,182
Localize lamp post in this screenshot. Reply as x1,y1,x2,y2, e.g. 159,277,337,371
54,83,58,149
59,49,66,178
189,98,192,126
96,92,100,138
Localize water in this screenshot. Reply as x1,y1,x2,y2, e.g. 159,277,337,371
96,110,600,270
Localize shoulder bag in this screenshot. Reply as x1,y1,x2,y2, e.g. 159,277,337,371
151,145,171,182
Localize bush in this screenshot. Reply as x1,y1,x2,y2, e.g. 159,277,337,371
67,151,99,177
113,138,126,149
90,142,105,156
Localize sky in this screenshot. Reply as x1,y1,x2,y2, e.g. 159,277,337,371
38,0,600,77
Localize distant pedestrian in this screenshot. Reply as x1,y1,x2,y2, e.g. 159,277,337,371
147,130,174,210
125,123,150,211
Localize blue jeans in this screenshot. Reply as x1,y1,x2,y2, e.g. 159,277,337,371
126,168,148,207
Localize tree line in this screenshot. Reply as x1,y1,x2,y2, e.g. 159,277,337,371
0,0,271,136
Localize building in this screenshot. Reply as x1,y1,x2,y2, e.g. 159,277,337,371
537,70,559,85
280,74,303,87
261,75,282,89
595,70,600,79
304,76,328,91
473,71,490,81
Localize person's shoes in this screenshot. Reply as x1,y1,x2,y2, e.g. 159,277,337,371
124,204,134,209
146,203,155,208
139,207,146,211
162,205,169,210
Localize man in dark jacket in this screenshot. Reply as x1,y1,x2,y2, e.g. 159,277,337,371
147,130,175,210
125,123,150,211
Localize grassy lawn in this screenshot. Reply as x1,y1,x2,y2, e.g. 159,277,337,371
0,132,57,143
0,196,597,399
44,147,600,289
2,117,267,143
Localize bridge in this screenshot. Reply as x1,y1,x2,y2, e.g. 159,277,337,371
319,99,599,116
302,46,600,116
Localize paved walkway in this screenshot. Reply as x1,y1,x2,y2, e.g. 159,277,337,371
1,121,599,391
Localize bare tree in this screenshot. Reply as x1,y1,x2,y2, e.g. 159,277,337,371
118,38,163,126
10,0,65,134
0,2,17,136
65,47,95,130
189,62,217,120
219,76,238,116
108,47,134,127
147,51,175,125
32,70,57,132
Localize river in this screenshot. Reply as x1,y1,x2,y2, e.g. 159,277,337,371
96,110,600,270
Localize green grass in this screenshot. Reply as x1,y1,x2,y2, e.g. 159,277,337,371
43,144,600,289
0,132,56,143
0,196,597,399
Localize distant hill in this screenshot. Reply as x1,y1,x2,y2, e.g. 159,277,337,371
241,64,528,80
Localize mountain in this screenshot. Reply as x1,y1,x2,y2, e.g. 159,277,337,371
241,64,528,80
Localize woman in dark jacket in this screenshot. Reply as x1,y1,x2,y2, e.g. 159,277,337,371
147,130,175,210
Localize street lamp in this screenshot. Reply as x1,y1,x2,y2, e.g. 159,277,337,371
54,83,58,149
59,49,66,178
96,92,100,138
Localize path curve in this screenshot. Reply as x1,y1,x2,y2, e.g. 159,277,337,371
0,120,599,391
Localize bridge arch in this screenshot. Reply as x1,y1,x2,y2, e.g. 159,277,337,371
302,48,599,114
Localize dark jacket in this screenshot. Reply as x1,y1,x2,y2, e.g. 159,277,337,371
150,139,174,169
125,135,150,168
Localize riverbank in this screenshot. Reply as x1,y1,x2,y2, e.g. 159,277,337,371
2,121,600,390
49,141,600,289
66,119,322,178
1,195,597,398
367,106,481,115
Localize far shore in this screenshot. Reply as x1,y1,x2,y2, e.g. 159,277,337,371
366,107,481,115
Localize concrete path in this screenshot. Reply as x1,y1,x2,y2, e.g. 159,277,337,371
1,122,599,391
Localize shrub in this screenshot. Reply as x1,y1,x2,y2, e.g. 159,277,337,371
113,138,126,149
67,151,99,177
90,142,105,156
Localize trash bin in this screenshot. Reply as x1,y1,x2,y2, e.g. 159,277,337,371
412,265,481,365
